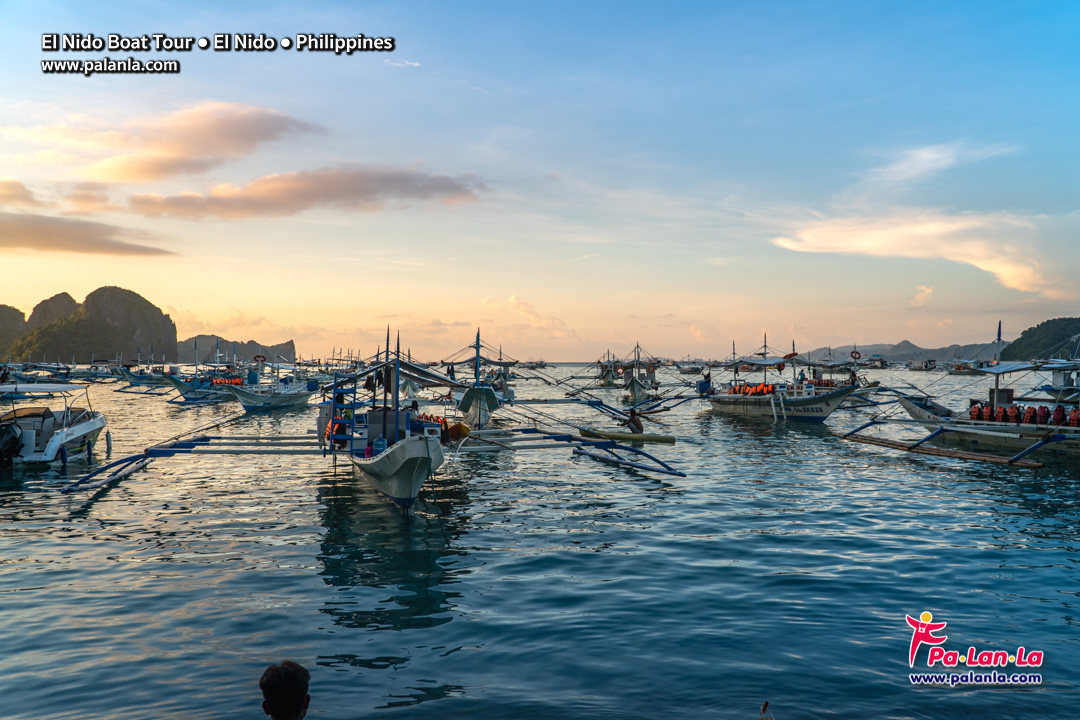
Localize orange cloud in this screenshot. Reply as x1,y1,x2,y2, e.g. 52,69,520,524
773,213,1068,299
128,167,483,219
0,179,47,208
63,183,120,214
1,102,318,182
0,211,172,255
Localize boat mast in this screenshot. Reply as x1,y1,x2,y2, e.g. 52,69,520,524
475,328,481,386
394,331,401,443
382,328,390,442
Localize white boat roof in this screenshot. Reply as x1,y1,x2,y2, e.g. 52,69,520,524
1039,359,1080,371
0,383,84,394
975,362,1038,375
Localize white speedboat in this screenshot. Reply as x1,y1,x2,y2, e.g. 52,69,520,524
0,384,108,464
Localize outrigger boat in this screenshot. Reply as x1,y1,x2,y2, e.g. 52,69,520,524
893,361,1080,460
709,340,859,422
225,376,319,412
319,335,466,511
441,330,517,429
0,383,108,465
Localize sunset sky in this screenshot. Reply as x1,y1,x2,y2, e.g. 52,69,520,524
2,2,1077,360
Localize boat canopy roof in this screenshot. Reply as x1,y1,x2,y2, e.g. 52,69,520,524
719,356,790,369
458,356,518,369
1040,359,1080,371
352,359,468,389
973,361,1038,375
0,383,85,394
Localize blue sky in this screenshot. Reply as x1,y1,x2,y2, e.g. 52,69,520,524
1,1,1077,358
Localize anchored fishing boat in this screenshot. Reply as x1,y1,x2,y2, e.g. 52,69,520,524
709,381,859,422
0,384,108,465
225,377,319,412
710,340,859,422
320,337,465,511
894,361,1080,460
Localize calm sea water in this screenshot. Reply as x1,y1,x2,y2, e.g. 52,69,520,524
1,367,1078,719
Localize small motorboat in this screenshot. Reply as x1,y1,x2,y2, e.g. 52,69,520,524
0,384,108,465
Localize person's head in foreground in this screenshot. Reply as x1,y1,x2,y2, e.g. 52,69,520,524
260,661,310,720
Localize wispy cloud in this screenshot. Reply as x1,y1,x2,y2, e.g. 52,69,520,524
1,102,319,182
911,285,933,307
0,211,173,255
556,253,599,264
384,59,420,68
770,140,1070,298
773,212,1068,298
63,183,119,214
481,295,578,341
128,166,484,219
0,179,47,208
866,142,1016,186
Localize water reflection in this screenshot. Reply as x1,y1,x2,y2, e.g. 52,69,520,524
315,472,471,633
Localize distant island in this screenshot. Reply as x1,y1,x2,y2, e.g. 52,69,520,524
802,338,1009,363
1,286,1077,364
0,286,295,364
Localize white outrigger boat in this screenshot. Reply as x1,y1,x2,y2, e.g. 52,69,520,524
225,377,319,412
709,344,859,422
0,383,108,465
319,339,465,511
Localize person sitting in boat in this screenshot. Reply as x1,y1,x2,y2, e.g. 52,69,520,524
259,661,310,720
619,409,645,434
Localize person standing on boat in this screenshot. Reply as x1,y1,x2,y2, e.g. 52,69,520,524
259,661,310,720
620,409,645,434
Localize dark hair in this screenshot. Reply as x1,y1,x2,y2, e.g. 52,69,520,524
260,661,310,718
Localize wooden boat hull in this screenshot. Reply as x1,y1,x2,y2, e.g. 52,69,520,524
899,397,1080,457
579,428,676,444
225,385,315,412
708,385,858,422
349,435,444,511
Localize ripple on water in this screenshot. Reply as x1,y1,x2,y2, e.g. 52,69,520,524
1,369,1078,718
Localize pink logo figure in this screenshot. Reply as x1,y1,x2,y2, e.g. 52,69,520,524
906,611,947,667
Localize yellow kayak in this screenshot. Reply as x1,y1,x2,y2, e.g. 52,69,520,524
579,428,676,444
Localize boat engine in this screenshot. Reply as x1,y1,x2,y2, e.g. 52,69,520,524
0,423,22,466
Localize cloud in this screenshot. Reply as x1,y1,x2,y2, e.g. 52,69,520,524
128,167,484,219
772,212,1067,298
556,253,599,264
866,142,1016,186
937,318,953,329
0,211,173,255
911,285,933,307
170,307,331,348
384,59,420,67
63,183,120,214
481,295,577,341
0,179,47,208
1,102,318,182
